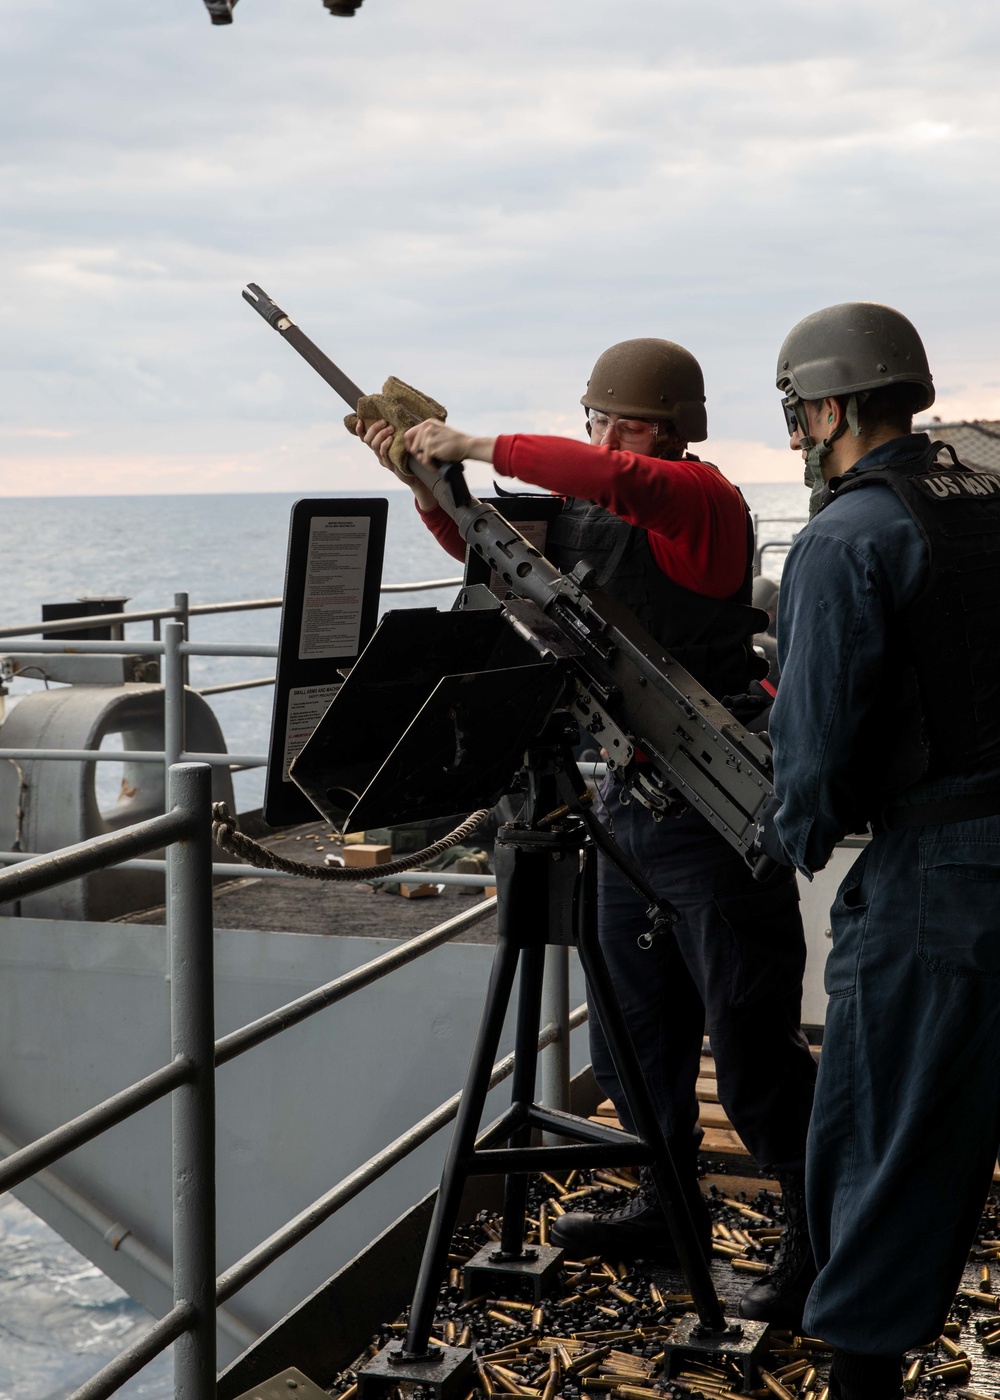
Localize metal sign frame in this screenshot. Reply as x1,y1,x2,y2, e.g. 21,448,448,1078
263,497,388,828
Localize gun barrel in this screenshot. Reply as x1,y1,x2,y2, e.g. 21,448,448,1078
243,283,366,409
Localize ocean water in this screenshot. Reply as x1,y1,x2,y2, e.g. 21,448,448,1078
0,479,805,1398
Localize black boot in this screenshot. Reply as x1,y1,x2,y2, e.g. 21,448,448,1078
828,1350,903,1400
737,1172,817,1327
549,1166,709,1264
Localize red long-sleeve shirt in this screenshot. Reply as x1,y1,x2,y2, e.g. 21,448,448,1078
417,435,748,599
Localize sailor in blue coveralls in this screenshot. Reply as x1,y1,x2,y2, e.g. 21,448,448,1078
760,302,1000,1400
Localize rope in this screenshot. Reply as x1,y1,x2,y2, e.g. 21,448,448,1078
211,802,492,881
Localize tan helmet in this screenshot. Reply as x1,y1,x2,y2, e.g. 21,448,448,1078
581,338,708,442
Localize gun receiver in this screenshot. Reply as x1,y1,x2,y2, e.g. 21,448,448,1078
244,283,776,870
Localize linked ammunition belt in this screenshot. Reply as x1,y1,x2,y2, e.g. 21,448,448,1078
210,802,491,880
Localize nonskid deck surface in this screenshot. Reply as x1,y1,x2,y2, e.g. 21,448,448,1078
121,820,500,941
316,1170,1000,1400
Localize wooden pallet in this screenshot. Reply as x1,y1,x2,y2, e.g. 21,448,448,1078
590,1050,749,1158
592,1044,1000,1182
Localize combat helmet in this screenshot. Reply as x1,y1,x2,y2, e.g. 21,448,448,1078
776,302,934,409
776,303,934,498
581,339,708,442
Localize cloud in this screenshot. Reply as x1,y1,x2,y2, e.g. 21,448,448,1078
1,0,1000,491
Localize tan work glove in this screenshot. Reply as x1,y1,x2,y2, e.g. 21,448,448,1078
345,376,447,481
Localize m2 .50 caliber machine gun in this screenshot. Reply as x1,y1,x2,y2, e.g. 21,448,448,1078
244,283,779,1389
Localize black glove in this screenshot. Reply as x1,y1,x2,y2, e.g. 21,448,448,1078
751,792,794,882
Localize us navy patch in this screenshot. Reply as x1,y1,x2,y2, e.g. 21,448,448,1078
915,471,1000,500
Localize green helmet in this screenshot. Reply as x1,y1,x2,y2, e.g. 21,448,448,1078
776,301,935,409
581,338,708,442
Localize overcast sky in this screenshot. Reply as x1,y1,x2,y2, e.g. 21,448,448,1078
2,0,999,495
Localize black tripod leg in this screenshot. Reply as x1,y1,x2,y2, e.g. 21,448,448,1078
498,940,546,1258
403,931,522,1356
575,853,727,1332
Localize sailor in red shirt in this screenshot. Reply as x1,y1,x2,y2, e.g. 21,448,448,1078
358,339,817,1326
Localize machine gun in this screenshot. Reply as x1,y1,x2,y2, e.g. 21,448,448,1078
243,283,778,1384
242,281,776,877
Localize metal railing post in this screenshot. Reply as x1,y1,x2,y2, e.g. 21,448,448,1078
164,622,185,791
540,944,571,1143
168,763,216,1399
174,591,190,686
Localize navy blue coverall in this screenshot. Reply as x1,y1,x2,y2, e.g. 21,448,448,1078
769,433,1000,1355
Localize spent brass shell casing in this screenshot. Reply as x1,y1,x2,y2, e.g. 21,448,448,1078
774,1361,811,1384
940,1337,967,1361
596,1305,620,1319
760,1371,795,1400
615,1389,665,1400
498,1299,536,1314
902,1359,923,1393
541,1172,569,1197
608,1285,639,1304
731,1258,769,1274
449,1267,461,1289
444,1321,457,1345
960,1290,999,1306
539,1202,549,1247
817,1388,830,1400
721,1197,772,1222
649,1283,664,1308
680,1364,729,1381
458,1326,471,1348
338,1386,358,1400
943,1322,963,1339
674,1383,734,1399
803,1368,818,1390
924,1359,971,1378
532,1306,545,1331
568,1345,613,1374
581,1379,619,1392
803,1391,816,1400
488,1309,521,1327
980,1326,1000,1349
983,1265,994,1290
548,1198,566,1217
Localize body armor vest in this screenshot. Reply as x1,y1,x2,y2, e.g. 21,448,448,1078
831,442,1000,789
542,494,765,699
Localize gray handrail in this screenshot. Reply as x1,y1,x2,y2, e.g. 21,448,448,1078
0,576,464,643
215,899,499,1066
0,760,586,1400
217,1003,588,1305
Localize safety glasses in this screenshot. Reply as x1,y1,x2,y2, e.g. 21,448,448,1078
587,408,659,448
781,393,808,439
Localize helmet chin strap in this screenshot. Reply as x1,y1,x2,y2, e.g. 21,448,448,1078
799,393,863,516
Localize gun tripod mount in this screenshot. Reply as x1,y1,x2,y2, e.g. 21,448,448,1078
355,732,766,1400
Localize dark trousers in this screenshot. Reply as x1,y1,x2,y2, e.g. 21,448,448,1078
589,784,816,1178
805,817,1000,1355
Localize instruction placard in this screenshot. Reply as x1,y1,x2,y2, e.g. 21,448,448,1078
298,516,371,661
282,682,341,782
263,497,387,827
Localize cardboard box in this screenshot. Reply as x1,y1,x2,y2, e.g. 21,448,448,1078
341,843,392,868
399,882,444,899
